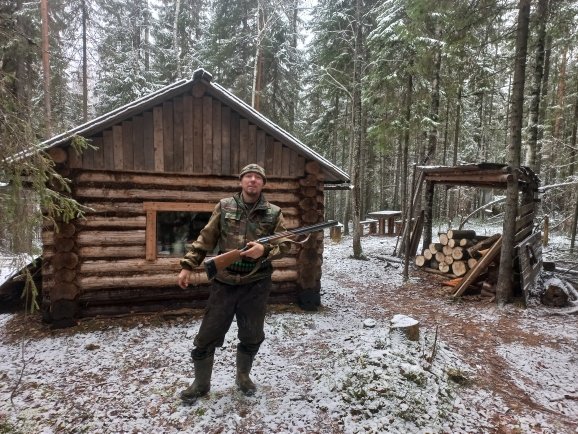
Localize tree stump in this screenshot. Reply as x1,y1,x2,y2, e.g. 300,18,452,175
390,314,419,341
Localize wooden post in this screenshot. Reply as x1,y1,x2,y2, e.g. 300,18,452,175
422,180,434,251
543,215,549,246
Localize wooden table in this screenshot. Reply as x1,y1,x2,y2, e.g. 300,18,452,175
367,210,402,236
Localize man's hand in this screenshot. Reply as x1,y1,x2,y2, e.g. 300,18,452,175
240,241,265,260
178,269,193,288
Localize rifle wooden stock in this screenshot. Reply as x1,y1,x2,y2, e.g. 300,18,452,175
203,220,337,281
203,248,246,280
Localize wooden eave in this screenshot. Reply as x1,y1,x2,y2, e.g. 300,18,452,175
417,164,539,190
39,69,350,185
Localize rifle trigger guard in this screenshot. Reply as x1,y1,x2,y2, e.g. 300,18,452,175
288,234,311,245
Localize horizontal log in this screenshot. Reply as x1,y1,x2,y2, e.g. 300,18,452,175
442,245,453,256
423,249,433,260
447,229,476,239
458,238,474,247
75,187,299,205
451,260,468,277
435,251,445,263
80,202,147,215
439,233,449,245
48,147,68,163
467,233,501,256
305,161,321,175
421,267,456,278
55,238,75,253
78,256,297,274
454,236,502,298
415,255,426,267
467,258,478,268
299,174,319,187
78,245,146,258
424,173,512,184
51,252,79,270
439,263,450,273
429,243,443,252
78,268,299,290
77,230,146,246
77,216,147,229
444,255,454,265
79,202,301,220
451,247,469,260
74,171,300,191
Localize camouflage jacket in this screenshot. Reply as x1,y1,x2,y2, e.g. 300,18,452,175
180,192,290,285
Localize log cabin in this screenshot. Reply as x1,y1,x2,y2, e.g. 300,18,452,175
35,69,350,326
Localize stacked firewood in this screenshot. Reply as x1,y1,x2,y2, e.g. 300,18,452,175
415,230,501,279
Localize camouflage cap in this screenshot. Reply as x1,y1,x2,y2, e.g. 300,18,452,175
239,163,267,184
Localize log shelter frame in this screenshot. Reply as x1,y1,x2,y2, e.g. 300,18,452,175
411,163,540,298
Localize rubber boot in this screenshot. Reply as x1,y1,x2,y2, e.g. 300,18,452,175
180,354,214,404
236,350,257,396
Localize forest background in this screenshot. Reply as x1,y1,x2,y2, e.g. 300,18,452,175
1,0,577,259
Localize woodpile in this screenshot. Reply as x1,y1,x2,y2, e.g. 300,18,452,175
415,230,503,298
416,230,491,277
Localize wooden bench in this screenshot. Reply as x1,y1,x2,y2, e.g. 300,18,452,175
330,222,344,243
394,218,415,235
358,219,378,235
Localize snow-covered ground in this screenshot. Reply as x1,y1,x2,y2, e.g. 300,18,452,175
0,231,577,433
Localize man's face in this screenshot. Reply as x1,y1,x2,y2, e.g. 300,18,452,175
240,172,265,199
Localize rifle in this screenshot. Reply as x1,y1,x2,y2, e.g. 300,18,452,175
204,220,338,280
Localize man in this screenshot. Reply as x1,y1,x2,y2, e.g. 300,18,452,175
177,163,289,404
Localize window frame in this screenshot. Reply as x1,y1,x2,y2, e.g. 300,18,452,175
143,202,215,261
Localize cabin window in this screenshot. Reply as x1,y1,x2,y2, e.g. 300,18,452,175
143,202,215,261
156,211,211,256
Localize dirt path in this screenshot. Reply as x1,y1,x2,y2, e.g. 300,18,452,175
337,259,578,434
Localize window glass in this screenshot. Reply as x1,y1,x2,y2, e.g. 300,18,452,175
156,211,211,256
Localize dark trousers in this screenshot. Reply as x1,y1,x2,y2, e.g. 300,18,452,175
192,276,272,360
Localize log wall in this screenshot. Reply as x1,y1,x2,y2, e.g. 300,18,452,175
42,168,326,318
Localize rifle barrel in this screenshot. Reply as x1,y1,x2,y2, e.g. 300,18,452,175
257,220,337,243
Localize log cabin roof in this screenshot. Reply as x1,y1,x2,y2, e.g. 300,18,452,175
417,163,540,190
40,69,350,185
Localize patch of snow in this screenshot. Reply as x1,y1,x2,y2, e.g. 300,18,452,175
0,232,576,433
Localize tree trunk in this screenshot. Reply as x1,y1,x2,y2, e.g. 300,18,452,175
144,0,150,71
82,0,88,122
351,0,364,259
423,181,434,251
569,77,578,177
525,0,549,170
453,85,462,165
425,22,442,165
252,3,265,111
40,0,52,137
537,35,552,174
571,189,578,253
173,0,182,79
496,0,531,306
402,72,413,216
